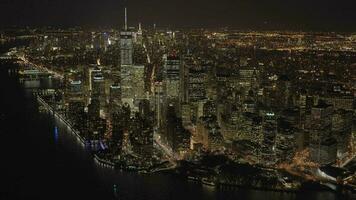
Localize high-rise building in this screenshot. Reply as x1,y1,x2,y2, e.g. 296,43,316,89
332,109,353,160
111,108,125,155
88,97,100,122
261,112,278,165
109,83,121,105
196,116,223,152
121,65,146,112
187,65,207,102
92,72,106,111
163,55,181,99
130,113,154,158
154,81,164,131
162,54,182,120
165,105,191,156
275,120,301,164
136,23,143,44
309,101,337,165
238,66,260,88
68,101,86,132
120,8,133,66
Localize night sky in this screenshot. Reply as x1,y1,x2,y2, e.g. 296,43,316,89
0,0,355,31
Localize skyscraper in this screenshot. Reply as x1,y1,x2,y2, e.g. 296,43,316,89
163,54,181,113
121,65,146,112
109,83,121,105
261,112,278,165
332,109,352,160
119,8,146,112
120,8,133,66
309,101,337,165
163,55,181,99
92,72,106,111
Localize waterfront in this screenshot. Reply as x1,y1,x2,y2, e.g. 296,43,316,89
0,56,352,199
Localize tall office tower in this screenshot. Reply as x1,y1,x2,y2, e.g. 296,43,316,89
163,55,181,97
120,8,133,66
89,67,101,92
121,65,146,112
102,32,110,52
66,80,87,132
261,112,278,166
66,80,84,103
165,105,191,155
68,101,86,131
87,97,103,140
196,116,223,152
88,97,101,122
136,23,143,44
238,66,260,88
83,67,92,105
163,54,181,111
332,109,353,160
180,55,192,104
92,72,106,111
139,99,151,119
111,109,124,155
275,120,299,164
187,65,207,103
278,75,293,108
185,64,208,125
119,8,134,107
309,101,336,165
154,81,164,132
109,83,121,105
130,113,154,158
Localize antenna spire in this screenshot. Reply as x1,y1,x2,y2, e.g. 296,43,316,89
124,7,128,30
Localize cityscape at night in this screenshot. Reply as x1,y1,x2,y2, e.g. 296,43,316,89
0,1,355,200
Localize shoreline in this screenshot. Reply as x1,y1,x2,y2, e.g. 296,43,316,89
35,93,354,195
36,92,304,193
36,94,115,170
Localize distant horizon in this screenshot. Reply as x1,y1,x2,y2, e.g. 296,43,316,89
1,25,356,34
0,0,355,32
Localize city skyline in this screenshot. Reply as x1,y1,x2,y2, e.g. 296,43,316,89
0,1,355,200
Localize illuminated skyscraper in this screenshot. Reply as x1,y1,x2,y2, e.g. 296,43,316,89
154,81,164,132
119,8,146,112
332,109,352,160
109,83,121,105
121,65,146,112
136,23,143,44
261,112,278,165
163,55,181,99
92,72,106,111
309,101,337,165
163,54,181,113
120,8,133,66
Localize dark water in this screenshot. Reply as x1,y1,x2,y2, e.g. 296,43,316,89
0,63,350,199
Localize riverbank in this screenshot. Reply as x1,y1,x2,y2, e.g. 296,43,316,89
36,94,115,169
36,92,356,195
